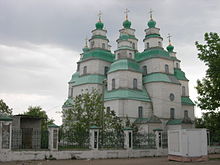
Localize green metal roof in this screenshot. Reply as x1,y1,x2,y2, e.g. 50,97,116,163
167,119,183,125
62,97,74,108
119,34,138,41
91,35,109,41
135,48,172,62
69,72,80,84
48,123,59,128
104,88,151,102
134,115,161,124
81,49,115,62
72,74,105,86
116,46,134,51
108,59,142,73
0,113,13,121
143,73,180,84
144,34,161,40
90,125,100,129
174,68,188,81
181,96,195,105
134,118,149,124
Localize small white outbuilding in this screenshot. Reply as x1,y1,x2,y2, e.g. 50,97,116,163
168,129,208,162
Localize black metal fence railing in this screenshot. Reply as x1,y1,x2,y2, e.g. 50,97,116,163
99,131,124,149
58,131,90,150
208,132,220,146
11,129,49,150
133,132,156,149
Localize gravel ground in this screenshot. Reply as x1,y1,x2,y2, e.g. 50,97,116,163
1,154,220,165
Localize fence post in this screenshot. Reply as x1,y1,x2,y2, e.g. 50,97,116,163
89,126,99,150
124,127,133,150
48,124,59,151
154,129,163,150
0,114,13,151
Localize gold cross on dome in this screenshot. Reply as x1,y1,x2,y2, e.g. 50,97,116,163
167,33,172,43
98,10,102,22
124,8,130,20
149,8,153,19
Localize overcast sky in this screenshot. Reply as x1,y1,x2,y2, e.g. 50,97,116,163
0,0,219,125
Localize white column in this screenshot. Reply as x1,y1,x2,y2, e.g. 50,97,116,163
124,128,133,150
89,126,99,150
155,130,162,149
48,124,59,151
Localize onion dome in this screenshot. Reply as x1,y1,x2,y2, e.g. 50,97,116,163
123,19,131,29
166,44,174,52
95,21,104,30
148,19,156,28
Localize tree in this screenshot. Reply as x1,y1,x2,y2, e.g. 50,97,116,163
195,32,220,110
0,99,13,115
24,106,54,130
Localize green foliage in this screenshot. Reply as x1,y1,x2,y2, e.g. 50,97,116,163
62,90,123,135
24,106,54,130
0,99,13,115
195,111,220,145
195,32,220,110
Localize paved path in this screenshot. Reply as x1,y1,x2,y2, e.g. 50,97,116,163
1,154,220,165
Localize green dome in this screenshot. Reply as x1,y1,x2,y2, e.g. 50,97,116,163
148,19,156,28
166,44,174,52
95,21,104,30
123,20,131,29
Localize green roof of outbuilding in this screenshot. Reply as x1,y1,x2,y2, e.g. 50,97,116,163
167,119,183,125
135,48,172,62
0,114,13,121
81,49,115,62
174,68,188,81
108,59,142,73
72,74,105,86
62,98,74,108
104,88,151,102
134,115,161,124
48,123,59,128
181,96,195,105
143,73,180,84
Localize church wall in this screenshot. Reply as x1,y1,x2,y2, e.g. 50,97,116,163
181,105,195,120
145,82,181,119
140,58,174,74
89,38,108,49
92,30,106,36
107,71,142,90
79,59,111,76
144,37,163,48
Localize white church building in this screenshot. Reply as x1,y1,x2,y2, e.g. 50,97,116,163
63,12,195,133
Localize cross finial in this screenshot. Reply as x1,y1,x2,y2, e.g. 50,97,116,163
85,36,88,47
98,10,102,22
124,8,130,20
149,9,153,19
167,33,172,44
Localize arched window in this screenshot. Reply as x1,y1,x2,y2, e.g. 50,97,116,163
170,108,175,119
102,43,105,49
106,107,111,114
176,63,179,68
146,42,149,49
77,63,80,71
132,43,135,49
91,41,94,48
184,110,188,118
112,79,115,90
104,66,109,76
182,86,186,96
133,78,137,89
129,53,132,58
138,106,143,118
143,66,147,76
83,66,87,74
158,41,162,47
165,64,169,73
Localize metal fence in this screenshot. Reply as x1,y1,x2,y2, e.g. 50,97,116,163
11,128,48,150
99,131,124,149
58,131,90,150
208,131,220,146
133,132,156,149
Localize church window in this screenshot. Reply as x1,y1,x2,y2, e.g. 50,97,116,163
91,41,94,48
143,66,147,76
71,87,74,97
83,66,87,74
182,86,186,96
165,64,169,73
106,107,110,113
138,106,143,118
129,53,132,58
169,93,175,101
104,66,109,76
184,110,188,118
132,43,135,49
133,78,137,89
102,43,105,49
176,63,179,68
77,63,80,72
146,42,149,49
158,41,162,47
112,79,115,90
170,108,175,119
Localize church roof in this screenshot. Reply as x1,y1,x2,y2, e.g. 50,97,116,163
70,74,105,86
62,98,74,108
104,88,151,102
108,59,142,73
143,73,180,84
174,68,188,81
181,96,195,105
134,115,161,124
167,118,193,125
0,113,13,121
80,49,115,62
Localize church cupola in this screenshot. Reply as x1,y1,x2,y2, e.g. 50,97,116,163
88,11,111,51
143,10,163,50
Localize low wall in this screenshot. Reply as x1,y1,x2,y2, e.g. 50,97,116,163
0,149,168,162
208,146,220,154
